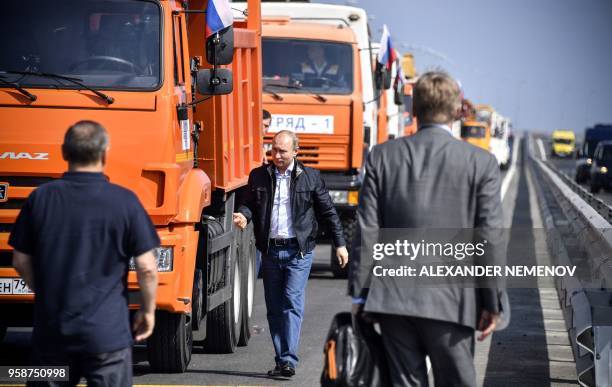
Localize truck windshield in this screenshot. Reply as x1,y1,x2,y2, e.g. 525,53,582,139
462,125,486,138
602,146,612,162
553,138,573,145
262,38,353,95
0,0,161,90
475,111,491,124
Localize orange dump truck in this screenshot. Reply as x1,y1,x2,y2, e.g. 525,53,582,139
257,17,364,277
0,0,262,372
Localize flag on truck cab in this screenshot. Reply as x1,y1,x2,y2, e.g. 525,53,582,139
206,0,233,38
377,24,397,70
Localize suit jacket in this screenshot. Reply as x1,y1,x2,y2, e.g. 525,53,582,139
348,125,507,329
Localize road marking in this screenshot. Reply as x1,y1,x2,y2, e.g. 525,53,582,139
501,135,521,200
536,137,547,161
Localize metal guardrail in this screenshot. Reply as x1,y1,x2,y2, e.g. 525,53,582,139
528,135,612,387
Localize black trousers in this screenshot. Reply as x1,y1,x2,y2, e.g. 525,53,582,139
27,346,132,387
378,314,476,387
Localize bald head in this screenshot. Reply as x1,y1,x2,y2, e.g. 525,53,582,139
62,120,109,168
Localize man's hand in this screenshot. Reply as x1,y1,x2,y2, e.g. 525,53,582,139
233,212,247,230
132,310,155,342
336,246,349,268
477,310,500,341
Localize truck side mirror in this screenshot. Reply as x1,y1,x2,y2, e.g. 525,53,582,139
206,26,234,66
197,68,233,95
374,63,392,91
383,70,392,90
393,85,403,106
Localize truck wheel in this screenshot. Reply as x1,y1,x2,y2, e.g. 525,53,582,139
204,255,242,353
331,214,356,278
147,310,193,373
238,226,257,346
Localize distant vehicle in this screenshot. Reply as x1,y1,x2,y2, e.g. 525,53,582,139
589,141,612,193
575,124,612,183
551,130,575,157
474,104,510,168
461,120,490,151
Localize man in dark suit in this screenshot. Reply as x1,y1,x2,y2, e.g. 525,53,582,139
349,71,506,387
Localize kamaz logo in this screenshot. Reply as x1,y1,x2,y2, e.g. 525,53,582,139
0,152,49,160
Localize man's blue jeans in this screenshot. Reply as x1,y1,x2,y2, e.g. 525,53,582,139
262,243,313,368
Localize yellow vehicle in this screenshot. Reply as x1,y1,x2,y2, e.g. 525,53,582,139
461,120,490,151
551,130,576,157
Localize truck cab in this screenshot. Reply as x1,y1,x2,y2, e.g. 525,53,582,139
0,0,263,372
234,1,377,277
461,120,490,151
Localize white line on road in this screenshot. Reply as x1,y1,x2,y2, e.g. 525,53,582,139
501,135,521,200
536,137,547,161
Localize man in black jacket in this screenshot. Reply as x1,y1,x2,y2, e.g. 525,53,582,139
233,130,348,377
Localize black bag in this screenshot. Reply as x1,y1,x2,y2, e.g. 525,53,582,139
320,312,389,387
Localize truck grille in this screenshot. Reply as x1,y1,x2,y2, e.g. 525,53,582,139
0,251,12,268
0,176,55,211
263,140,350,170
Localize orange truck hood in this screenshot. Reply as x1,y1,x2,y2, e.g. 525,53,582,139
0,90,182,224
263,94,356,170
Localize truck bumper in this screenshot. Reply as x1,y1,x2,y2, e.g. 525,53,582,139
0,224,198,319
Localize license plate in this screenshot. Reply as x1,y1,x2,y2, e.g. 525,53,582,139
0,278,34,295
268,114,334,134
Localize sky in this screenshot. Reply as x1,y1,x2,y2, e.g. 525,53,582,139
320,0,612,133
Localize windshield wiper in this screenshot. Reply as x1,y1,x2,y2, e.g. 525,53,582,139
265,83,327,103
0,76,37,101
263,85,283,101
0,70,114,104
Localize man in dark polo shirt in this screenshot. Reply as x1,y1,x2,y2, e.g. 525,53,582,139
9,120,159,386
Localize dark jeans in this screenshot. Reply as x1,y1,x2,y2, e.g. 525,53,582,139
27,346,132,387
262,243,313,368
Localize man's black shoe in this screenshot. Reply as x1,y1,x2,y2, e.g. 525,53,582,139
280,363,295,377
267,365,282,377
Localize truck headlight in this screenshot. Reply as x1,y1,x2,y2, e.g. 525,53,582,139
587,158,592,165
601,166,608,174
129,247,174,272
329,190,348,204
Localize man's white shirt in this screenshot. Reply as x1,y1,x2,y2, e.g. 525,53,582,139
270,160,296,239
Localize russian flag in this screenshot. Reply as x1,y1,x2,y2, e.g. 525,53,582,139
377,24,397,71
206,0,233,38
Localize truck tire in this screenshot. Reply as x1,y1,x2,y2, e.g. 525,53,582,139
331,214,356,278
238,225,257,346
203,254,242,353
147,310,193,373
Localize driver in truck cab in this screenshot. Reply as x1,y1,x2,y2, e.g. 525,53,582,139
300,45,343,85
